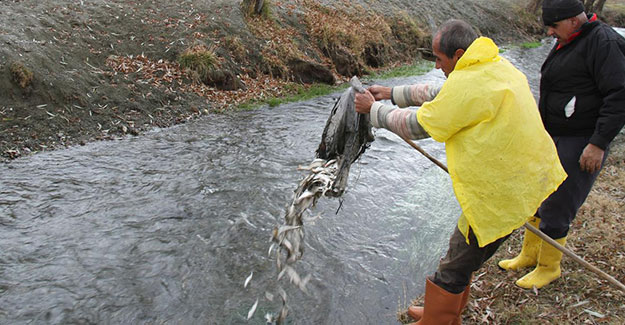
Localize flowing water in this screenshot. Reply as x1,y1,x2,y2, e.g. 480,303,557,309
1,40,555,324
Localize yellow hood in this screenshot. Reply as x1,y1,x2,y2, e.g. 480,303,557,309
454,37,501,71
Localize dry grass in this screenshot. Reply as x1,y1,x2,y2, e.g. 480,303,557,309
244,0,432,81
302,1,393,58
240,0,272,19
10,62,33,88
177,44,218,82
400,135,625,324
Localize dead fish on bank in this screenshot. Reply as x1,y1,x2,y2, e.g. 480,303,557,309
267,76,374,324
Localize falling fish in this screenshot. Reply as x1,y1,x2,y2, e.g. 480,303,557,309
296,158,326,171
247,298,259,320
268,243,276,256
244,271,253,288
268,76,374,323
272,225,301,238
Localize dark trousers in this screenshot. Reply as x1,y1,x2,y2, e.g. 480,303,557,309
432,226,510,294
537,136,609,239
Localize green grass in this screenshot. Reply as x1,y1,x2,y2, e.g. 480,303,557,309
368,60,434,79
520,41,542,49
237,83,348,110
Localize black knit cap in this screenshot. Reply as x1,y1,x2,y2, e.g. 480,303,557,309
542,0,585,26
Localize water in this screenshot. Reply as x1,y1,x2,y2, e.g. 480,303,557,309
0,41,554,324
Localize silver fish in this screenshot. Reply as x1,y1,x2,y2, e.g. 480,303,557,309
247,298,259,320
244,271,253,288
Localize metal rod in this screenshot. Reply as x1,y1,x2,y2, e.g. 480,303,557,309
399,135,625,294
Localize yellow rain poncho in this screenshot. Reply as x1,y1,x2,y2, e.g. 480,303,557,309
417,37,567,247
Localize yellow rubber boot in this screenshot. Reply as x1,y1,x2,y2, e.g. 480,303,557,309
498,217,542,270
516,236,567,289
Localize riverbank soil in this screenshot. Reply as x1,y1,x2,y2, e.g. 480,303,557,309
0,0,551,161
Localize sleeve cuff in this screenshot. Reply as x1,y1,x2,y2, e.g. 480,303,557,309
392,86,409,108
370,102,385,128
589,133,609,150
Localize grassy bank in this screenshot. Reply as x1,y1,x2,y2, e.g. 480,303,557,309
236,60,435,110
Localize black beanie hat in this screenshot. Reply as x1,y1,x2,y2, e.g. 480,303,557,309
542,0,585,26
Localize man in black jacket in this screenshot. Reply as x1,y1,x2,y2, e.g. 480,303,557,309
499,0,625,289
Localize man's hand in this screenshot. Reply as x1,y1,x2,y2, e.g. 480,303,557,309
354,90,376,114
368,85,392,101
579,143,605,174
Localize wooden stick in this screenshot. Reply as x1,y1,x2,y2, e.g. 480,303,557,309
400,136,625,294
401,136,448,173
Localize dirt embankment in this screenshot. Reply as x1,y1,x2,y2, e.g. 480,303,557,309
0,0,621,161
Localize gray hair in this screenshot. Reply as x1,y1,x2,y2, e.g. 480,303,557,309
435,19,479,59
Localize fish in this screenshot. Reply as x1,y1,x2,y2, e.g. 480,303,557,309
244,271,253,288
247,298,259,320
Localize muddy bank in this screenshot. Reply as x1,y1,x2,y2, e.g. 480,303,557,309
0,0,623,160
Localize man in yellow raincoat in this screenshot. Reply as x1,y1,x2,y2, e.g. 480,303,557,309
354,19,567,323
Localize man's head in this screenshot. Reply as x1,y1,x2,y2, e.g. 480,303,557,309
432,19,478,77
542,0,588,45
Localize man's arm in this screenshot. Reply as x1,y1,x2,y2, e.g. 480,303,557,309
368,84,442,107
580,34,625,173
370,103,430,140
353,90,429,140
391,84,441,107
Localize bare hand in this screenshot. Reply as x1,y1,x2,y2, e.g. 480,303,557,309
354,90,376,114
579,143,605,174
368,85,392,101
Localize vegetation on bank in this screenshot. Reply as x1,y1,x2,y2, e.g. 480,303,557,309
368,61,435,80
236,83,343,110
521,41,543,49
236,60,435,110
9,62,33,89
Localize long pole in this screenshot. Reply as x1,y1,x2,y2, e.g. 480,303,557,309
399,135,625,294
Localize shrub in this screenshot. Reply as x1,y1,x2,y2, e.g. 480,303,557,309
178,44,217,81
10,61,34,88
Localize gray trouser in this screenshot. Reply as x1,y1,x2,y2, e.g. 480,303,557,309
432,226,510,294
537,136,609,239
